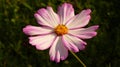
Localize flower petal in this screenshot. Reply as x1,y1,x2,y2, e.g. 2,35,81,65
62,35,86,52
34,7,59,28
29,34,56,50
58,3,74,24
49,36,68,63
69,25,99,39
23,25,53,35
66,9,91,29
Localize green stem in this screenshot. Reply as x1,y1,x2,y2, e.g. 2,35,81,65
69,50,86,67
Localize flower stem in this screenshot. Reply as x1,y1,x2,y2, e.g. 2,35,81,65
69,50,86,67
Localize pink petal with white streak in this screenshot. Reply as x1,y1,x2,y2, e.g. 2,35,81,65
29,34,56,50
34,7,59,28
66,9,91,29
58,3,74,24
69,25,99,39
62,35,86,52
23,25,53,35
49,36,68,63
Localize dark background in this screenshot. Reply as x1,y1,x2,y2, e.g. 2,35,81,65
0,0,120,67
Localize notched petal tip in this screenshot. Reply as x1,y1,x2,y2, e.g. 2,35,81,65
28,37,35,46
55,59,60,63
60,57,65,61
37,8,46,14
85,15,91,22
23,25,32,35
61,2,74,12
90,32,97,38
50,55,55,61
90,25,99,31
23,26,27,33
82,41,87,45
34,13,39,18
63,2,72,6
50,56,60,63
79,45,86,50
61,56,68,61
86,9,91,14
46,6,53,10
35,45,43,50
81,9,92,15
94,25,99,29
51,56,68,63
35,45,41,50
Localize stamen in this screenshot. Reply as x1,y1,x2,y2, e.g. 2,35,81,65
54,24,68,36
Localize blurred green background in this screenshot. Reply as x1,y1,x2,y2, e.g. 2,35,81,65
0,0,120,67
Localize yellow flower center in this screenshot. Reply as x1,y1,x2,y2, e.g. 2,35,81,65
54,24,68,36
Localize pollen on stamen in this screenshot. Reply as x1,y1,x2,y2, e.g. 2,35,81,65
54,24,68,36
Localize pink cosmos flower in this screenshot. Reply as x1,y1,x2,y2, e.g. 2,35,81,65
23,3,99,63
